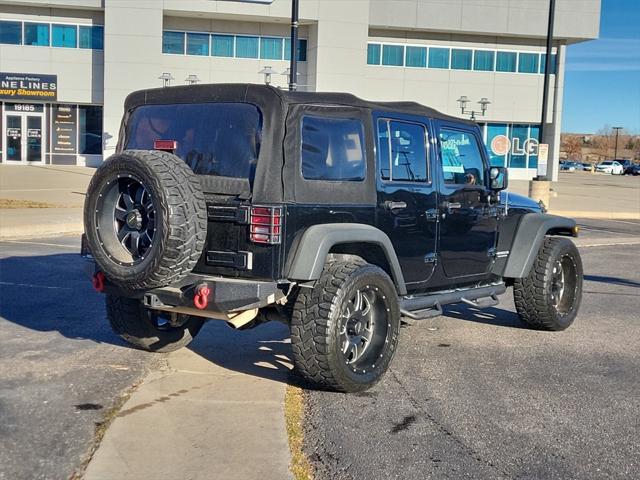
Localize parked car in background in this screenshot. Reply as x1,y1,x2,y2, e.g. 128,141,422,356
596,160,624,175
560,161,580,172
617,159,633,172
624,164,640,176
581,163,593,171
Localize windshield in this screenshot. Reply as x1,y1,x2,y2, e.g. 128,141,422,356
124,102,262,179
601,161,613,165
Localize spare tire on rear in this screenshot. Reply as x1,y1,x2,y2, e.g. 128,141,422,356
84,149,207,290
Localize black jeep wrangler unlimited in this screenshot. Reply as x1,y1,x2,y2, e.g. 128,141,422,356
83,83,583,393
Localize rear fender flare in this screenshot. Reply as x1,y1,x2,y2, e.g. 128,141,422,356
286,223,407,295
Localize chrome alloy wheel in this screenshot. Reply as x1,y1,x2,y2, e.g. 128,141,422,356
550,254,578,316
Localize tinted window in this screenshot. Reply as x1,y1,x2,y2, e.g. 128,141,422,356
125,103,262,179
429,47,450,69
52,24,77,48
367,43,381,65
79,105,103,155
24,23,50,46
79,25,103,49
212,34,234,57
496,51,517,72
186,32,209,56
284,38,307,61
540,54,557,74
451,49,472,70
518,53,539,73
474,50,495,71
405,46,427,67
378,120,428,182
382,45,404,66
162,31,184,54
236,36,259,58
0,20,22,45
439,129,486,186
301,116,365,181
260,37,282,59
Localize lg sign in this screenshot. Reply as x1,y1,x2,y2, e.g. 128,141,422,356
491,134,540,156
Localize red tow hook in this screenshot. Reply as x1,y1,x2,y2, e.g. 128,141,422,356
92,271,105,293
194,284,210,310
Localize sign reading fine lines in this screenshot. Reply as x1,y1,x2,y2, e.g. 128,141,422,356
0,72,58,100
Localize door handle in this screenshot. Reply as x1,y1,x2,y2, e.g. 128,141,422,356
442,201,462,213
384,201,407,211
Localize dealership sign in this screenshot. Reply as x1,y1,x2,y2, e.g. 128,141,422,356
490,134,539,156
0,72,57,101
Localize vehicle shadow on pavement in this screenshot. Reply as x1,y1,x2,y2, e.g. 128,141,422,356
188,320,301,386
442,304,526,329
584,274,640,288
0,253,129,346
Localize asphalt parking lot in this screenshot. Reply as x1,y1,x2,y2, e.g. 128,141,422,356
304,219,640,480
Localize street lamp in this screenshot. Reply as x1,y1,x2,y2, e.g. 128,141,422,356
457,96,490,121
185,74,200,85
258,66,277,85
612,126,623,159
158,72,174,87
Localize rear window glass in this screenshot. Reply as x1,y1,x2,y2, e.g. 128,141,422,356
125,103,262,179
301,116,366,181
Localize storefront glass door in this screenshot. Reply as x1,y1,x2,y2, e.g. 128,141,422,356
2,112,45,164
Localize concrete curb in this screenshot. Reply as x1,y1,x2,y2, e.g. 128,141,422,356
0,224,84,241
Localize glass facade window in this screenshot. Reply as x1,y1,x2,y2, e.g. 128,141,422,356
79,25,103,50
540,54,557,74
24,23,50,46
235,36,259,58
162,31,184,54
52,24,77,48
284,38,307,62
482,123,542,170
428,47,450,69
518,53,539,73
260,37,283,60
0,20,21,45
496,51,517,72
212,34,234,57
451,49,472,70
508,125,529,168
486,124,508,167
382,45,404,66
405,46,427,68
78,106,103,155
528,125,540,169
473,50,495,71
186,32,209,56
367,43,381,65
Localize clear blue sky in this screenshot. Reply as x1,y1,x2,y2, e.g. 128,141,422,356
562,0,640,134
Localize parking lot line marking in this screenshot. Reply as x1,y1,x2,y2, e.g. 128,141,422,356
579,241,640,248
0,281,72,290
0,240,79,249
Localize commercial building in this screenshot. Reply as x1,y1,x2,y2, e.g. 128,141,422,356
0,0,600,180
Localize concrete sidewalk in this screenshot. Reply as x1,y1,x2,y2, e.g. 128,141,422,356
83,321,294,480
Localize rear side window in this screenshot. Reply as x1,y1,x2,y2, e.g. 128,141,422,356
125,102,262,179
377,119,428,182
301,116,366,181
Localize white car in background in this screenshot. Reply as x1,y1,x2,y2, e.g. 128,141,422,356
596,160,624,175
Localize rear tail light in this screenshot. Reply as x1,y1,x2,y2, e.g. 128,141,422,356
154,139,177,153
249,206,282,244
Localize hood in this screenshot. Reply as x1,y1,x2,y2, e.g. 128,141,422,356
499,191,544,213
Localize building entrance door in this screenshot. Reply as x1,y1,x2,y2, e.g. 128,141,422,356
2,109,46,164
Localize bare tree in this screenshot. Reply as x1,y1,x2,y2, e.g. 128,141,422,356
563,135,583,159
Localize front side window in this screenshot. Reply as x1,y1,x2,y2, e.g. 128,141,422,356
439,129,486,186
301,116,366,182
378,120,428,182
24,23,50,46
162,31,184,54
0,20,21,45
186,32,209,56
52,24,77,48
125,103,262,179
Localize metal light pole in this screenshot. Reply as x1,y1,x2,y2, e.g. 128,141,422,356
537,0,556,181
289,0,299,91
613,126,623,159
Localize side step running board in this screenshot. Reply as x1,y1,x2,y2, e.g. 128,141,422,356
400,283,506,320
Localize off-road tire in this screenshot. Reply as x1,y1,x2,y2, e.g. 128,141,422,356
290,260,401,393
106,295,205,353
84,150,207,290
513,237,583,331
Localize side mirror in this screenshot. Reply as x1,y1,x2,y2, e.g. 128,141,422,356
489,166,508,191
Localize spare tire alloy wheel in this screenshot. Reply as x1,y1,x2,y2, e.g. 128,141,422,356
84,150,207,290
96,174,156,266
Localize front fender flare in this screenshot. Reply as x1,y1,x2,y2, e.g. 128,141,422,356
286,223,407,295
501,213,577,278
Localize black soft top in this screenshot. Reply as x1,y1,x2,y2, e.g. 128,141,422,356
123,83,471,125
120,83,474,204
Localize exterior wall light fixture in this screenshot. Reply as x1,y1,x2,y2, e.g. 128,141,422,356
258,66,277,85
158,72,174,87
457,96,491,121
185,74,200,85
